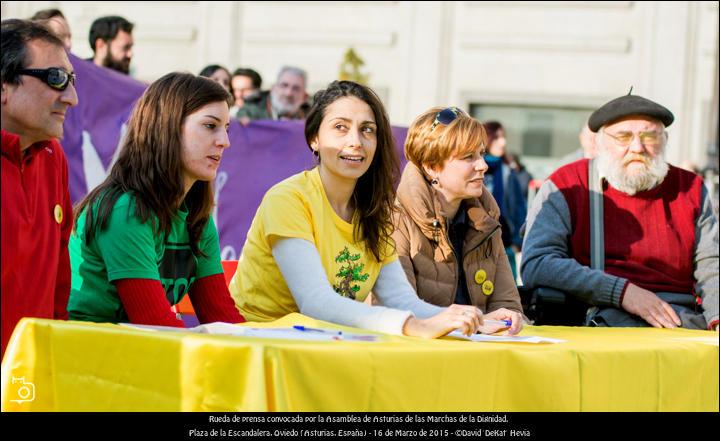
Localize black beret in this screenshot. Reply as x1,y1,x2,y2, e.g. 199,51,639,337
588,94,674,132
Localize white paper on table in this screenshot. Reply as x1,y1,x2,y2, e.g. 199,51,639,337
447,330,565,344
120,322,379,342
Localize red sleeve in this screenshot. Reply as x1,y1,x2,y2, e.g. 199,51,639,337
708,319,719,331
115,278,185,327
53,152,72,320
189,273,246,324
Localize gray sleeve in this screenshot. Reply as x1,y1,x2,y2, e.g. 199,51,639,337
272,238,413,335
373,259,446,319
694,185,719,326
520,179,628,307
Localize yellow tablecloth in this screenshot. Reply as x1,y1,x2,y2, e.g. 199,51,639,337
1,314,717,412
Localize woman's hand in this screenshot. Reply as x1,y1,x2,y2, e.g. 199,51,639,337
402,304,483,338
479,308,524,335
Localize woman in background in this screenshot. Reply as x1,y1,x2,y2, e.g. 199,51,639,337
199,64,233,100
482,121,527,280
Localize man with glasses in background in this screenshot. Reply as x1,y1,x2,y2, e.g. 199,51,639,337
1,19,78,358
521,93,718,331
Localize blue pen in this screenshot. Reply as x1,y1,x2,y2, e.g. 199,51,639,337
484,319,512,327
293,325,343,335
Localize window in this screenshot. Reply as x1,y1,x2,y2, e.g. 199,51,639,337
470,103,594,180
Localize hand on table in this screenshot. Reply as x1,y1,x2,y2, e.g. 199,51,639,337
481,308,524,335
621,283,681,328
403,304,482,339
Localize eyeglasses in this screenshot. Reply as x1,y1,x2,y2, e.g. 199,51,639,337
604,130,665,147
18,67,76,91
430,107,461,131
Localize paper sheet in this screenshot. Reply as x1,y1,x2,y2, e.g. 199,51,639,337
120,322,379,342
447,330,565,344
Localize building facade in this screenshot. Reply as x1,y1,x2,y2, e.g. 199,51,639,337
3,1,718,179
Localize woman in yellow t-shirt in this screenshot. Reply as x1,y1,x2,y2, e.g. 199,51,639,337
230,80,506,338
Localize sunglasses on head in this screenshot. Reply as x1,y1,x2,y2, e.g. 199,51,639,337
430,107,461,131
18,67,76,91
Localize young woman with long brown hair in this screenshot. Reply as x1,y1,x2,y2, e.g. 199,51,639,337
68,72,244,327
230,80,496,338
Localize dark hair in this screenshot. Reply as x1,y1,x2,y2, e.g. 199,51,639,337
199,64,230,79
482,120,511,163
482,121,504,146
304,80,399,262
88,15,133,52
232,68,262,89
74,72,231,256
1,19,64,85
31,9,65,21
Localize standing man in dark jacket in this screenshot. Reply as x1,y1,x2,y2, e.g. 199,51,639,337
88,16,134,75
237,66,310,122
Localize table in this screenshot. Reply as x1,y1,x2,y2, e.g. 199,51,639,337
1,314,717,411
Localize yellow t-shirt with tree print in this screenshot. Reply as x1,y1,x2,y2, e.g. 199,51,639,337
229,168,396,322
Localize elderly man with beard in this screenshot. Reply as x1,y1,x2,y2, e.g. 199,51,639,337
521,93,718,331
236,66,310,122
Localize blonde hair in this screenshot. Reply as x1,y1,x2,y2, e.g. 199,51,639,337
404,106,487,171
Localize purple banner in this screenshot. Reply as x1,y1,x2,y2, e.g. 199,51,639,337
64,55,407,257
64,54,148,203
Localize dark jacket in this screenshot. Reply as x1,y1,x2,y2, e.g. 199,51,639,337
236,90,310,121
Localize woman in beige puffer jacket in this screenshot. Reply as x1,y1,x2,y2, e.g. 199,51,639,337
391,107,524,325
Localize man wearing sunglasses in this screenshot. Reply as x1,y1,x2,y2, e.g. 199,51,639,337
1,19,78,358
521,93,718,332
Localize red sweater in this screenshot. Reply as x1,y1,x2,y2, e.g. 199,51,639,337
1,130,73,358
116,273,245,326
550,159,702,296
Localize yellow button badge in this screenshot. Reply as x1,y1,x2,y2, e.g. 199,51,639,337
482,280,494,295
54,204,63,224
474,269,487,285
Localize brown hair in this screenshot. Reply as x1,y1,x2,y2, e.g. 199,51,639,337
405,106,487,172
74,72,231,255
304,80,399,262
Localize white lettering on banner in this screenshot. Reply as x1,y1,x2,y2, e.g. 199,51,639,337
215,172,237,261
220,246,237,261
213,171,228,222
81,124,127,193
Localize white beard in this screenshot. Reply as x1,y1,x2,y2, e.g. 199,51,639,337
270,92,300,117
596,141,669,196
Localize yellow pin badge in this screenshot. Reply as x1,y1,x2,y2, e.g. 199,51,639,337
482,280,494,295
474,269,487,285
54,204,63,224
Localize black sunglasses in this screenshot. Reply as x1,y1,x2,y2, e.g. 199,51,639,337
18,67,76,91
430,107,461,131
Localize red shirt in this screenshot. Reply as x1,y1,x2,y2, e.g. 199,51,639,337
1,130,73,358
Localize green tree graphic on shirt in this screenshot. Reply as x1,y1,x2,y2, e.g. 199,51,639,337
333,246,370,299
